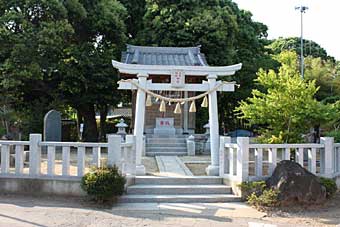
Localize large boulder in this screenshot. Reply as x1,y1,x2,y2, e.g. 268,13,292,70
266,160,327,205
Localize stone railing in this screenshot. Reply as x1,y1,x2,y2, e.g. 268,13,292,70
0,134,136,179
220,137,340,185
333,143,340,175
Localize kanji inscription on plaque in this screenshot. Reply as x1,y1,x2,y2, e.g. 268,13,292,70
171,70,185,88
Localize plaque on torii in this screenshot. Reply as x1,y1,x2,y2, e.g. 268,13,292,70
171,70,185,88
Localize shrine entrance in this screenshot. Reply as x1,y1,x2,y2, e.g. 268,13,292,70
112,45,242,176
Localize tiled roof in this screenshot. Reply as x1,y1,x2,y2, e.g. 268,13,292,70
121,45,208,66
111,108,132,118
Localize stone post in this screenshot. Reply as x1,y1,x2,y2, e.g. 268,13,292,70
29,134,42,176
320,137,334,177
108,134,122,168
206,74,220,176
134,73,148,175
187,135,195,156
219,136,231,177
236,137,249,182
126,135,136,176
0,144,9,174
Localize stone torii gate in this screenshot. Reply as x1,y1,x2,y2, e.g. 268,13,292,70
112,60,242,176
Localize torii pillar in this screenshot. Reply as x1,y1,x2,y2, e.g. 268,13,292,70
206,73,220,175
134,73,148,175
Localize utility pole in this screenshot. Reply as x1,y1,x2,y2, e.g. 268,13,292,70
295,5,308,79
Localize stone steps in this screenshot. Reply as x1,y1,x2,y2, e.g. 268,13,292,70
135,176,223,185
146,135,189,138
119,194,240,203
127,184,232,195
145,135,188,156
146,147,187,152
123,176,239,203
146,143,186,148
146,152,187,156
146,138,187,143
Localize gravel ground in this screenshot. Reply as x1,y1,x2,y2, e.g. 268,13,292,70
0,193,338,227
261,192,340,226
0,194,300,227
185,163,209,176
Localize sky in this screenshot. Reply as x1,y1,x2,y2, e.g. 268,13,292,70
233,0,340,60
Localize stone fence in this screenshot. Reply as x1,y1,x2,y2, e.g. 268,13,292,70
0,134,136,196
220,137,340,194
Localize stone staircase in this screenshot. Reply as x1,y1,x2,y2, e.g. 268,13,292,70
145,135,188,156
119,176,241,203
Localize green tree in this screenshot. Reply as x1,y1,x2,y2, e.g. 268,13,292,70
304,57,340,102
268,37,335,62
0,0,127,141
0,0,74,137
237,51,336,143
268,37,339,103
119,0,146,40
136,0,276,132
52,0,128,141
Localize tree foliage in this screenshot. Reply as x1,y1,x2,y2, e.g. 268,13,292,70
268,37,335,62
0,0,127,141
237,51,336,143
119,0,146,40
3,0,336,142
137,0,276,132
304,57,340,102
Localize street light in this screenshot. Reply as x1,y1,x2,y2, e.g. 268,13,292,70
295,5,309,79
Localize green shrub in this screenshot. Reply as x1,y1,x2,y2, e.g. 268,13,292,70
324,130,340,143
81,166,126,202
247,188,280,207
238,181,280,207
319,177,337,198
238,181,266,199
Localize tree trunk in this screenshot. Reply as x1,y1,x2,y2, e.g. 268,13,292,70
98,104,108,142
76,104,98,142
314,125,320,143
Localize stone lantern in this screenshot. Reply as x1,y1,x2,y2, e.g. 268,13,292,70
115,118,128,142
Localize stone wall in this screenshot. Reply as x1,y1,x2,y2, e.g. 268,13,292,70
0,175,136,197
0,177,86,197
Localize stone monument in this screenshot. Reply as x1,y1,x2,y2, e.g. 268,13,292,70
154,118,176,135
43,110,62,141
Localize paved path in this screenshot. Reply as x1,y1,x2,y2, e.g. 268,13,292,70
155,156,193,176
0,194,307,227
